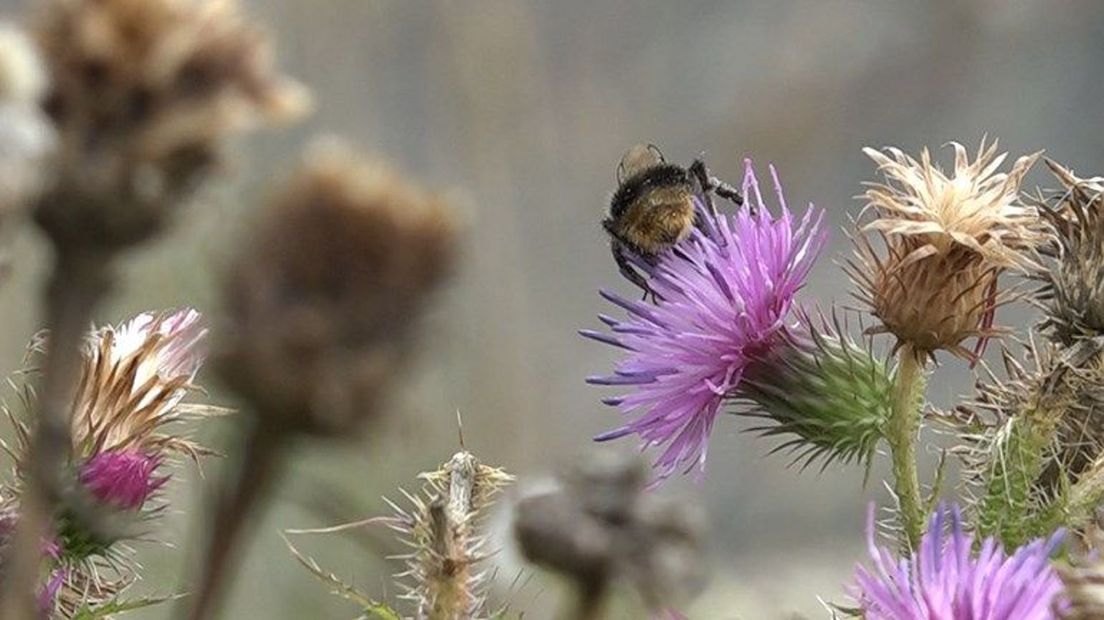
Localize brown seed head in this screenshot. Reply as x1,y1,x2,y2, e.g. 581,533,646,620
218,140,459,437
32,0,309,249
850,140,1041,358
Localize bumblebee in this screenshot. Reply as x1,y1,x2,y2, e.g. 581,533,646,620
603,144,743,295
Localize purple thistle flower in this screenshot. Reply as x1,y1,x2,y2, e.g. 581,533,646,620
583,161,826,481
852,504,1066,620
79,450,166,511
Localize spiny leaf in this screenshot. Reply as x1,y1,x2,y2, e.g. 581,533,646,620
70,593,186,619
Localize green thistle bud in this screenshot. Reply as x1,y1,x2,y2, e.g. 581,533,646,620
738,311,895,470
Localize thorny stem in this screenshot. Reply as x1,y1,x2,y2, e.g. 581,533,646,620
887,344,927,550
0,250,112,620
976,407,1057,547
182,420,286,620
1032,454,1104,538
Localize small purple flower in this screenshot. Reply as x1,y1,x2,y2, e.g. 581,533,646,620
583,161,826,480
852,504,1065,620
79,450,166,511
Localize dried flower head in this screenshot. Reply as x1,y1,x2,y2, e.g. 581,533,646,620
1032,161,1104,345
32,0,309,249
514,451,707,615
851,504,1066,619
218,140,459,437
739,309,894,470
584,161,826,481
851,140,1041,359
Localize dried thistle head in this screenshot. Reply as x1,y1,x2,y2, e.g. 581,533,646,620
218,140,460,437
850,140,1041,359
1032,160,1104,345
31,0,309,249
513,451,708,614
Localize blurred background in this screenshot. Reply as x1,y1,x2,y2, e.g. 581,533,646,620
3,0,1104,617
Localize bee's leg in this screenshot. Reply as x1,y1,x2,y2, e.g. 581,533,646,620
690,159,747,213
612,243,655,301
688,159,719,217
712,179,746,210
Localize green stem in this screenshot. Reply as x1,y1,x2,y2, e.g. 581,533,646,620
887,345,926,549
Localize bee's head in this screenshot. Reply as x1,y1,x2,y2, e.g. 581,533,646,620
617,143,665,184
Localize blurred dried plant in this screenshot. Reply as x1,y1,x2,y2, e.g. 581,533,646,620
32,0,309,249
513,451,707,619
0,23,53,241
218,139,459,437
186,139,461,620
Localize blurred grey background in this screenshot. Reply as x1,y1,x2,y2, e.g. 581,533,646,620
3,0,1104,618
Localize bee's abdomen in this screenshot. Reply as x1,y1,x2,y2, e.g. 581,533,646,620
619,191,696,256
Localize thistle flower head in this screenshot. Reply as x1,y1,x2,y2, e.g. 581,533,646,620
851,504,1066,619
219,139,459,437
584,161,826,481
739,309,894,470
1032,161,1104,345
32,0,309,248
852,140,1041,358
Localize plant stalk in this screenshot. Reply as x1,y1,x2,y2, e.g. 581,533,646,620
0,249,111,620
887,344,927,549
181,420,286,620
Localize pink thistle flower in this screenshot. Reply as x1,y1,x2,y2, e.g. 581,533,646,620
78,450,166,511
852,504,1066,619
583,161,826,481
